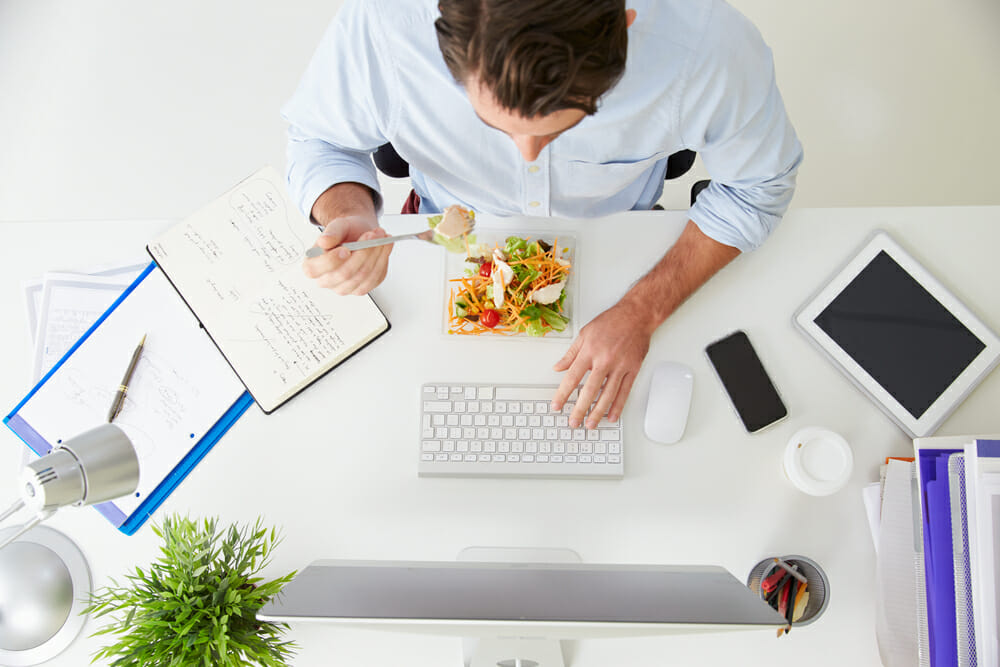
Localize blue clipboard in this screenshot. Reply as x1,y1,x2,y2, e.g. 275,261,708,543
4,263,253,535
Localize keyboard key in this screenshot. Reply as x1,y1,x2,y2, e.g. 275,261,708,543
422,440,441,452
424,400,452,412
496,386,553,401
478,386,493,400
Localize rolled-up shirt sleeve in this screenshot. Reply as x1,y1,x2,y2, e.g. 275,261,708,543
281,0,395,218
680,3,804,252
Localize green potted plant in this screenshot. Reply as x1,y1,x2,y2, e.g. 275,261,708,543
85,515,297,666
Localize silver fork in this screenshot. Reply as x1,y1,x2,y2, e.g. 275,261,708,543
305,222,474,257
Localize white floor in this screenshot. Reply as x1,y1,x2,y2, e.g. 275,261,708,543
0,0,997,217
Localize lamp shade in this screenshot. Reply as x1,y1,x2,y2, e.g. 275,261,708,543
19,423,139,513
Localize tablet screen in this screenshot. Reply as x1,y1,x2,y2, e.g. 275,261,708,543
813,250,986,419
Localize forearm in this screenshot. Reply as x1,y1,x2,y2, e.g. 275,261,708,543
310,182,379,228
619,220,741,334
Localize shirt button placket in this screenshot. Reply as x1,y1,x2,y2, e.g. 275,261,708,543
523,150,550,216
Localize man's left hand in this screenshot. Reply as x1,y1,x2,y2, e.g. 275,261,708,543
551,300,655,429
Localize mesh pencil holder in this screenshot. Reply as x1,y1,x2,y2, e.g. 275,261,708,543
747,554,829,627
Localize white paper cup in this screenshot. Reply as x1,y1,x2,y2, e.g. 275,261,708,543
783,427,853,496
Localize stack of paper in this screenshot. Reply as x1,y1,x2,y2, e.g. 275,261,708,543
870,435,1000,667
23,259,147,381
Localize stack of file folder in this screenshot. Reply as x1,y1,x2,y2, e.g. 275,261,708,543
871,435,1000,667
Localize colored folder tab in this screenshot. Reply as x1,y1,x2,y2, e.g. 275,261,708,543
4,264,252,535
919,449,960,667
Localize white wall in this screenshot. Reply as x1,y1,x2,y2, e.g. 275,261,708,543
0,0,997,221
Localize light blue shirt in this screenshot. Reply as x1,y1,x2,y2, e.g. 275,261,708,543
282,0,803,252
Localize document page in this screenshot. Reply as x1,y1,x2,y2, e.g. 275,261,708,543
148,167,388,412
15,269,247,517
32,274,133,380
875,459,921,667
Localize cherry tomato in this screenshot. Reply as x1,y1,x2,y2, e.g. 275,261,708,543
479,262,493,278
479,309,500,328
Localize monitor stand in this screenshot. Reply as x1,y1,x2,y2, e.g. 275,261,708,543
457,547,583,667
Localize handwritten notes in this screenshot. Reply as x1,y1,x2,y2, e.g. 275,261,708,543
147,166,388,412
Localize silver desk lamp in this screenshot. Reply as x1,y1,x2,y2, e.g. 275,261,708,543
0,423,139,665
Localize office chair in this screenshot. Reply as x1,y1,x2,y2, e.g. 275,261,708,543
371,143,711,207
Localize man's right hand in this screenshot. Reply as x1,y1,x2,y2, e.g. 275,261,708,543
303,215,392,295
302,182,391,296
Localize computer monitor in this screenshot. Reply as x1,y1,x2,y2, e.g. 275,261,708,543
257,553,786,667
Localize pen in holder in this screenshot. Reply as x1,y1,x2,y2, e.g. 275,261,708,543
747,555,829,633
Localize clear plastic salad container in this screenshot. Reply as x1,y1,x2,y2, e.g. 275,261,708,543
440,228,578,341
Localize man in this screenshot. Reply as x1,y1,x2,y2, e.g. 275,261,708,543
283,0,803,430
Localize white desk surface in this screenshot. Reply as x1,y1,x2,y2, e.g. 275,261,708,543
2,206,999,666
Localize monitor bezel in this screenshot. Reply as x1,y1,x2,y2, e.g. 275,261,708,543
256,559,787,639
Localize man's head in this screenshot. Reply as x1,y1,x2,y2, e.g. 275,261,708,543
436,0,632,161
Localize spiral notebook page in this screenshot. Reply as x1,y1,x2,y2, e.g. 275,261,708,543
11,268,246,518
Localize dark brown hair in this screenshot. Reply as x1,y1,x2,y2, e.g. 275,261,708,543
435,0,628,118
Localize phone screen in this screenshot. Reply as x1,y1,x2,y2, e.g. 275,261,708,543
705,331,787,433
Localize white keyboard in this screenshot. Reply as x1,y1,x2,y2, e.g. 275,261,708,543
419,383,624,479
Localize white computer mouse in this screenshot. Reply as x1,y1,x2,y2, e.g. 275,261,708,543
644,361,694,444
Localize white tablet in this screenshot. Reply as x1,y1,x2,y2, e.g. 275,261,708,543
795,231,1000,438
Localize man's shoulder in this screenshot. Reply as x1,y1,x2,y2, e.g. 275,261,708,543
349,0,439,33
634,0,764,53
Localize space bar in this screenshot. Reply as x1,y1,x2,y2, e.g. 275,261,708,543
494,386,578,401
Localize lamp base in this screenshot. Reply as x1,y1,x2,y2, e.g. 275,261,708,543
0,525,91,665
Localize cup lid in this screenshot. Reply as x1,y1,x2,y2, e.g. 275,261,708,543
784,427,853,496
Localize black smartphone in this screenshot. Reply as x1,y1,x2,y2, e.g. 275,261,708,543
705,330,787,433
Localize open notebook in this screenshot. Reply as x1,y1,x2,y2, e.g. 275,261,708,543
148,167,390,413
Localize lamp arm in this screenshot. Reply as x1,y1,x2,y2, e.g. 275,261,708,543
0,498,25,524
0,509,55,551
